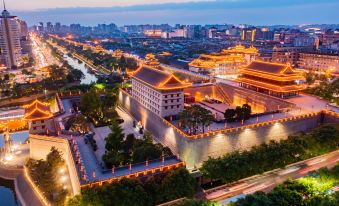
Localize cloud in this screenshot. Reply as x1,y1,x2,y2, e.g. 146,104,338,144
15,0,339,26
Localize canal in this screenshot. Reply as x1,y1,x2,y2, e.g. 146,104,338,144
0,177,21,206
63,54,98,84
0,131,28,206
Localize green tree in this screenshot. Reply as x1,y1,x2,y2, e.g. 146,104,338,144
80,90,102,117
123,133,136,153
224,108,236,122
102,120,125,167
27,147,68,205
178,105,214,134
242,104,252,120
162,168,196,202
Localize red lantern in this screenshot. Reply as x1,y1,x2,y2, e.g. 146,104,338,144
146,159,149,167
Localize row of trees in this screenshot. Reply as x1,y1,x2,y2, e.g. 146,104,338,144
52,38,139,73
178,105,215,134
26,147,68,206
201,125,339,183
231,165,339,206
224,104,252,122
68,168,196,206
102,119,172,167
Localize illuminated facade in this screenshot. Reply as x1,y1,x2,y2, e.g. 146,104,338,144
145,53,160,67
189,45,258,77
112,49,124,58
0,8,23,68
298,52,339,74
131,66,191,117
237,61,305,98
23,99,54,134
144,29,162,38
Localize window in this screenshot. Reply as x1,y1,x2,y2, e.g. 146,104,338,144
171,94,174,97
33,127,37,130
42,125,45,129
165,95,168,98
41,120,44,123
171,106,174,109
177,94,180,97
165,106,168,109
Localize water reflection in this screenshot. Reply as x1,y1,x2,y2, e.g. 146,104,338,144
0,177,21,206
63,55,98,84
0,132,29,148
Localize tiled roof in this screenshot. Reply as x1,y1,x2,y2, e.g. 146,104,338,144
23,100,53,120
132,66,191,90
243,61,288,74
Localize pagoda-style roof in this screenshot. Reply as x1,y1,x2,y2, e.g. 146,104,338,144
23,99,53,121
238,61,305,81
221,45,258,55
237,61,306,93
189,45,256,69
132,66,191,90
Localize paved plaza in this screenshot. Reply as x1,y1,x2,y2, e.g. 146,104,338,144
91,107,144,165
286,93,339,113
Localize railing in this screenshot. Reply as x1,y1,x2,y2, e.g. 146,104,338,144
81,161,186,188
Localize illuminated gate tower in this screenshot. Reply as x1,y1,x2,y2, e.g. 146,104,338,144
189,45,258,76
237,61,306,98
23,99,54,135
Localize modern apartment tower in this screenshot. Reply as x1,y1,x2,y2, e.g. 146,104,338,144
0,2,22,69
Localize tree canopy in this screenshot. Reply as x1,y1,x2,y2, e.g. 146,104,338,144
201,125,339,183
68,168,196,206
178,105,214,134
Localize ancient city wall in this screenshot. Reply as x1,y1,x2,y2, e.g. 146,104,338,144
184,83,295,113
119,90,337,169
30,135,81,195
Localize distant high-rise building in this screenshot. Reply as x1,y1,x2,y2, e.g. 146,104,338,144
0,5,22,68
55,22,61,32
38,22,44,32
46,22,53,32
17,19,28,38
241,28,256,42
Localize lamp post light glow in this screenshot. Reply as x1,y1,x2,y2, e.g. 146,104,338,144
60,176,67,183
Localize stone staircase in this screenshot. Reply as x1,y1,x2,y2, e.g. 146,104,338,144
215,84,232,106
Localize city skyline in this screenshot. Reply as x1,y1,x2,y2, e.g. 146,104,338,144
7,0,339,26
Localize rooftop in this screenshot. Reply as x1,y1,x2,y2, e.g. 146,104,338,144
239,61,305,78
132,66,191,90
23,99,53,121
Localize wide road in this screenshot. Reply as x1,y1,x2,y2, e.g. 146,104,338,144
202,150,339,205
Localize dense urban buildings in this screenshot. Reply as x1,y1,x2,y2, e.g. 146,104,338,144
299,52,339,73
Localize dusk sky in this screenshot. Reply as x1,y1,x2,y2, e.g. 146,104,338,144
6,0,339,26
